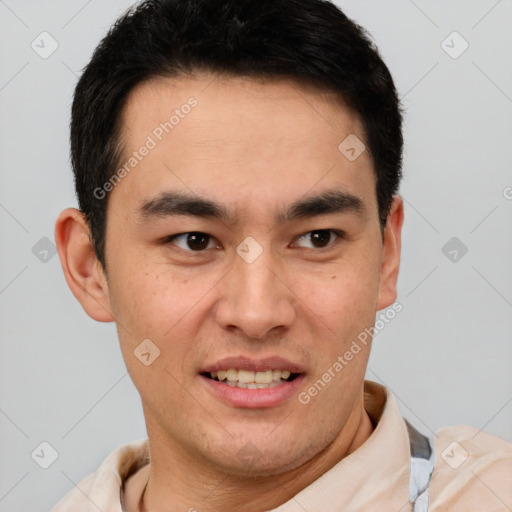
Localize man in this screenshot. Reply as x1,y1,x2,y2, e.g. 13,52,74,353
52,0,511,510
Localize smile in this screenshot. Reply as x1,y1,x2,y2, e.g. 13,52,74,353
204,369,299,389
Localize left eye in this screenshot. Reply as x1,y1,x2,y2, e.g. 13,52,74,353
167,232,219,252
294,230,341,249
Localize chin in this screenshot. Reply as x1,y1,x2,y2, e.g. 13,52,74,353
217,454,304,478
207,439,316,478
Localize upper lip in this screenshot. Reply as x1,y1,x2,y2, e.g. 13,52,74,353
200,356,306,374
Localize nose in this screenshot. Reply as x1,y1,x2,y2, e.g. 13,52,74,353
214,244,296,340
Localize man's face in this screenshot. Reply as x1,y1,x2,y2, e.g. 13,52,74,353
101,73,398,475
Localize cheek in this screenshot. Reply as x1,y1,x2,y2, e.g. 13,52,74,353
291,253,381,336
107,256,177,342
107,252,222,358
109,266,200,398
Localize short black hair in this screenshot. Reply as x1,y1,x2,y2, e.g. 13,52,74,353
71,0,403,271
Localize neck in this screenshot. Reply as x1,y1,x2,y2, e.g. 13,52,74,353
139,401,374,512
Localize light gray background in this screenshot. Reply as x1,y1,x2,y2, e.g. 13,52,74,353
1,1,511,511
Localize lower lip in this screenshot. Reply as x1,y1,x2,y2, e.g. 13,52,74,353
200,374,306,408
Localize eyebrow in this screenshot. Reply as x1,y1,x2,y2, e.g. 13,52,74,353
137,189,365,225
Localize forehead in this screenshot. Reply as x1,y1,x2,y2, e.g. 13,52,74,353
112,72,375,221
120,72,364,150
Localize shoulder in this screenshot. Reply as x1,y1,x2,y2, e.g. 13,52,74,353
50,439,149,512
429,425,512,511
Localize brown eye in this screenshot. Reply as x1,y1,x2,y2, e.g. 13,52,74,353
168,232,216,251
295,230,340,249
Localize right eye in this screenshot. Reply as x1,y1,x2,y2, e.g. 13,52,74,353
164,232,220,252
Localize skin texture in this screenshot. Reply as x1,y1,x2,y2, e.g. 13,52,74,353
55,72,404,512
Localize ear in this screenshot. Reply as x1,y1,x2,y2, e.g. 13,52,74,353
376,195,404,311
55,208,114,322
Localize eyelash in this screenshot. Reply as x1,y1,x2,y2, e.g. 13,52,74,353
162,229,345,253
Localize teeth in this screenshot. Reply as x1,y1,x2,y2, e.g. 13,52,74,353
209,368,295,385
255,370,273,384
238,370,255,383
226,369,238,381
223,380,282,389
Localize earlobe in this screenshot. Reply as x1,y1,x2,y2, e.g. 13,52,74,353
376,195,404,311
55,208,114,322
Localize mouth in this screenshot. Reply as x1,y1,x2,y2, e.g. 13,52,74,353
198,356,306,408
201,369,301,389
